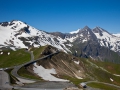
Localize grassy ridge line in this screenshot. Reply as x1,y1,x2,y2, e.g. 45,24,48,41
30,46,47,59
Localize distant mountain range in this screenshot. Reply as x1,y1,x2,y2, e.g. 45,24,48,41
0,20,120,63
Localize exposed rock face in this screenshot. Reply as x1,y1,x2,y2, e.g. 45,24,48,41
33,46,86,80
0,20,120,63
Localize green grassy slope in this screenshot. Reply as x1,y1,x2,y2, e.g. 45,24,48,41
0,49,30,68
18,66,43,80
81,58,120,86
1,45,120,90
90,60,120,75
30,46,47,59
87,82,119,90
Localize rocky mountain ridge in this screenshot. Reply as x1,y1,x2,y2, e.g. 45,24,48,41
0,20,69,52
0,20,120,62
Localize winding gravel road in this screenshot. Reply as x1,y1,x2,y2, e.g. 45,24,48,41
11,51,58,83
14,81,75,90
0,51,59,89
1,50,120,90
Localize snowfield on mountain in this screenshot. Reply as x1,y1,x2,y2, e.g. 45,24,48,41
0,20,69,52
0,20,120,62
33,63,68,81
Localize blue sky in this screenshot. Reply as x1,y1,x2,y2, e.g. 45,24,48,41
0,0,120,33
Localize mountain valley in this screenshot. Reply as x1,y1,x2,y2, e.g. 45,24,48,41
0,20,120,90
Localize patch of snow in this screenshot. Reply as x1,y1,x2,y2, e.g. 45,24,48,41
110,78,114,82
80,34,83,37
57,36,67,43
113,74,120,77
33,63,68,81
113,33,120,37
90,56,94,60
88,31,90,34
61,44,71,53
105,42,108,47
100,41,104,46
0,52,3,55
75,50,77,53
74,61,79,64
69,29,81,34
65,35,78,42
10,47,16,51
17,32,30,37
8,52,10,55
33,44,40,47
82,38,87,43
66,44,73,47
80,83,86,87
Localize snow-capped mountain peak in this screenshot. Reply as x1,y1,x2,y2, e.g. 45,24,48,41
92,27,120,52
0,20,27,28
83,25,90,30
69,26,91,34
1,20,120,62
0,20,70,52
